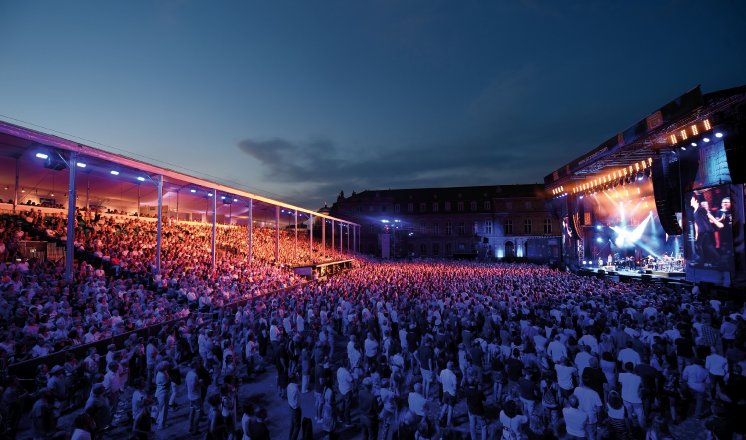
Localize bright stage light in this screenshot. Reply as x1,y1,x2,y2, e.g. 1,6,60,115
110,170,119,175
610,212,652,248
35,152,49,159
690,142,697,147
190,189,197,193
596,237,604,243
703,137,710,143
137,176,146,182
76,162,86,168
715,132,723,138
596,225,602,231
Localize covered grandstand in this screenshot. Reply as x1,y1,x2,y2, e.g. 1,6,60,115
0,119,361,279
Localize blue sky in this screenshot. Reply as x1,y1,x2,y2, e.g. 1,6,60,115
1,0,744,208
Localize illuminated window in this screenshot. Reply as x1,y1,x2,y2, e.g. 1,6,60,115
504,218,513,234
543,218,552,234
524,218,532,234
485,220,493,235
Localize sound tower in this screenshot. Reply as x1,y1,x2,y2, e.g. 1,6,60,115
652,156,683,235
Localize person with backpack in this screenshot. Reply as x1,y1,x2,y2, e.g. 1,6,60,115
499,400,527,440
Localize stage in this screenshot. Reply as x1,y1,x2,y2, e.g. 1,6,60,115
577,265,687,284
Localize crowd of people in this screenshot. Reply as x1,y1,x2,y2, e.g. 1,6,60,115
0,208,744,440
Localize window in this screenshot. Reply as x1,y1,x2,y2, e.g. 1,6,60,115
457,222,465,236
457,201,464,212
524,218,532,234
368,224,376,233
394,204,400,213
485,220,493,235
470,201,477,211
419,202,427,212
543,218,552,234
420,222,426,233
484,201,491,210
420,244,427,256
444,201,451,211
407,202,414,213
445,243,452,256
504,218,513,234
433,223,440,235
473,222,478,234
432,243,440,256
445,222,452,236
505,201,512,210
525,201,532,209
432,202,439,213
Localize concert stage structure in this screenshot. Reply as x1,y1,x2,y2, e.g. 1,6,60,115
546,85,746,288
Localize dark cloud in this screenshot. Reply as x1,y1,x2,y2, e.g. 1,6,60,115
237,133,569,207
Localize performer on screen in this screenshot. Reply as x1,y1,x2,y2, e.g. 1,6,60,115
691,196,718,266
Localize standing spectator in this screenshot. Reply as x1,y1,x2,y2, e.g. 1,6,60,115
618,362,645,429
465,376,486,440
563,395,588,439
287,375,301,440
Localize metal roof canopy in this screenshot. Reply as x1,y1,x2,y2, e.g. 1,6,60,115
0,120,359,227
544,85,746,189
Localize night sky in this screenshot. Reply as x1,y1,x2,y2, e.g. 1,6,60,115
1,1,744,208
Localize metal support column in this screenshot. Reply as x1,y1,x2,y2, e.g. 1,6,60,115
12,159,19,212
137,185,141,217
331,220,335,253
156,175,163,274
248,198,253,265
64,152,77,281
294,211,298,262
275,206,280,262
211,190,216,271
322,219,326,256
339,222,343,253
309,214,313,259
347,224,350,251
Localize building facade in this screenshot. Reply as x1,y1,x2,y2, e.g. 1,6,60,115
329,184,561,261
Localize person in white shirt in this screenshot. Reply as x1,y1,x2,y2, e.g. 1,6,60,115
499,400,527,440
364,332,379,370
337,364,353,424
573,382,602,440
617,342,641,368
563,395,588,439
547,336,568,363
287,376,301,440
682,358,708,418
408,383,427,419
618,362,645,429
439,361,457,427
555,358,577,399
185,359,204,434
705,347,728,398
